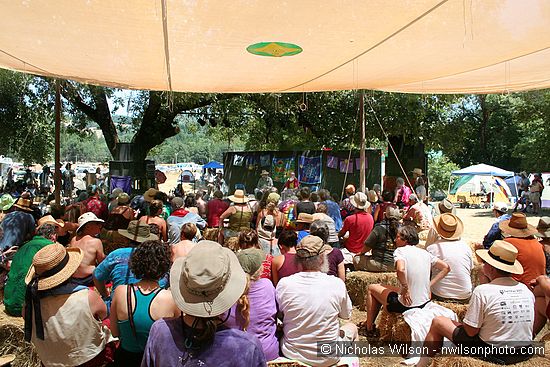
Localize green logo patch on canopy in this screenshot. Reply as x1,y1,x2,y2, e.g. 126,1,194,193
247,42,302,57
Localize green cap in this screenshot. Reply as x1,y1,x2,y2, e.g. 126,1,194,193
236,248,265,275
0,194,15,211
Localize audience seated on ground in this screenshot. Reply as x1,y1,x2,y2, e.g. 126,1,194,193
225,247,279,361
171,222,199,261
25,244,116,366
109,240,180,366
238,229,273,280
69,212,106,286
309,220,345,281
354,206,401,272
427,213,473,303
362,225,450,337
271,230,300,286
277,235,357,366
141,241,267,366
416,241,535,367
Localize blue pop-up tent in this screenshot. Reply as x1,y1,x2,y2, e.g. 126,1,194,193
203,161,223,170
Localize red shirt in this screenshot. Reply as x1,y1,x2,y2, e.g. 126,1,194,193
207,199,229,227
341,211,374,253
505,237,546,286
86,196,108,220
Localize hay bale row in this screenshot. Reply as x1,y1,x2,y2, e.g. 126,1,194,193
430,355,549,367
345,271,398,310
0,324,40,367
471,264,483,288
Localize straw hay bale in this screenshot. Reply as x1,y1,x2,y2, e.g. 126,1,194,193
0,308,40,367
377,309,410,343
432,301,469,320
471,263,484,288
430,355,549,367
346,271,399,310
202,227,219,241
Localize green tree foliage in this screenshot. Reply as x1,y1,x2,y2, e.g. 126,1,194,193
0,69,53,164
428,151,460,193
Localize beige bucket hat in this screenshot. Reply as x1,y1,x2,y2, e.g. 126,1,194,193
476,240,523,274
118,220,159,242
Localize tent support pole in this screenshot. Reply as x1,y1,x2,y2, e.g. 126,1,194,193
54,79,62,205
359,90,366,193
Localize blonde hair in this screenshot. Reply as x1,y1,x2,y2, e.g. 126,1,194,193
235,268,261,331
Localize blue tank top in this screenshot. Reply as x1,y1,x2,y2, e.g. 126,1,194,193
117,285,161,353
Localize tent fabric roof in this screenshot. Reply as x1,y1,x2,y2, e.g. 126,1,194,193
1,1,549,93
203,161,223,169
451,164,514,177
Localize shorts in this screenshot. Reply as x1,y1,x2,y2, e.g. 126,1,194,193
530,191,541,204
386,291,428,314
452,326,533,365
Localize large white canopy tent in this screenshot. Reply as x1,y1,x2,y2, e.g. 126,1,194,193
1,0,550,94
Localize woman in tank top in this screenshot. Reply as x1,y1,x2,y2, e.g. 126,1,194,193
271,230,300,286
138,200,167,242
109,240,180,366
218,190,253,243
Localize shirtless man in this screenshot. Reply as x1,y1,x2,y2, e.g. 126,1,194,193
69,212,106,285
171,222,198,261
195,190,207,219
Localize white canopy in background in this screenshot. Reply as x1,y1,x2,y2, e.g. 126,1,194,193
1,0,550,93
451,164,514,177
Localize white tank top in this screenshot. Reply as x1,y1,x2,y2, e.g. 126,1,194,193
31,289,115,366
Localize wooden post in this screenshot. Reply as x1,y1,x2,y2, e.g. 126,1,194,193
54,80,62,204
359,90,366,193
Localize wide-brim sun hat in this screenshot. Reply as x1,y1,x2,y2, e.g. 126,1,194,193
499,212,538,238
296,213,314,224
118,220,159,242
76,212,105,233
350,192,370,210
438,199,455,214
433,213,464,240
25,243,84,291
37,215,64,230
476,240,524,274
143,188,159,203
170,240,246,318
110,188,123,200
0,194,15,211
228,189,249,203
261,170,270,176
13,197,33,212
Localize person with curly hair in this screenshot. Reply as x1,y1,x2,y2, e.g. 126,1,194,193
109,240,180,366
239,229,273,280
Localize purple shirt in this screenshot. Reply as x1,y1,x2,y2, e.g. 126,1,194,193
226,278,279,361
141,318,267,367
327,248,344,277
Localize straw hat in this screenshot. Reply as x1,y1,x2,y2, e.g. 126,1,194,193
267,192,280,204
437,199,455,215
350,192,370,210
536,217,550,238
0,194,15,211
170,240,246,317
433,213,463,240
476,240,524,274
143,188,159,202
228,189,249,203
37,215,64,230
117,193,130,205
367,190,378,203
118,220,159,242
499,212,538,238
296,213,314,224
345,184,356,195
76,212,105,233
13,197,33,212
0,354,15,366
411,168,424,176
296,235,332,258
25,243,83,291
261,170,270,176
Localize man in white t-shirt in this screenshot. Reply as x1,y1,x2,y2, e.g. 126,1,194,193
276,235,357,367
427,213,473,302
416,241,535,367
